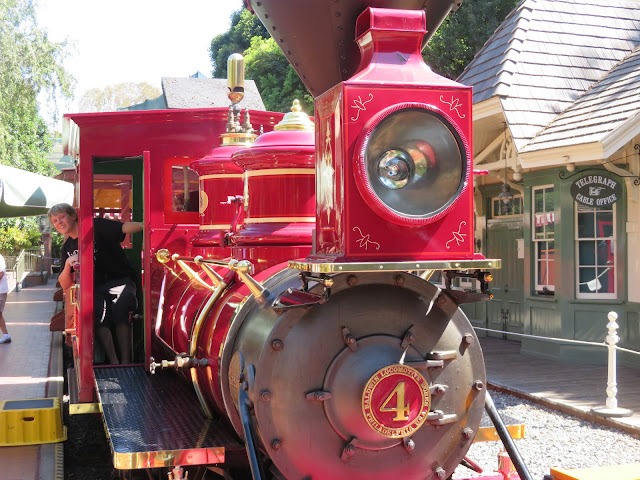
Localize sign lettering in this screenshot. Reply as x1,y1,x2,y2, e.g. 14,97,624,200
570,173,621,207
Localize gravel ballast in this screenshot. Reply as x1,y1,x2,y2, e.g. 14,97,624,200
452,391,640,479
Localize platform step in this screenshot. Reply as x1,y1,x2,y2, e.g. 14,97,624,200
474,412,525,443
0,398,67,446
550,463,640,480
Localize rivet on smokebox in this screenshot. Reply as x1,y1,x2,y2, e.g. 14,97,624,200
347,275,358,287
394,275,405,286
260,389,272,402
403,437,415,451
463,333,474,345
271,339,283,351
270,438,282,451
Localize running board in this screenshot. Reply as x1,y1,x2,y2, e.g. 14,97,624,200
94,366,242,470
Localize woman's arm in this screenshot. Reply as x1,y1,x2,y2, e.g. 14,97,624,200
58,254,77,290
122,222,143,235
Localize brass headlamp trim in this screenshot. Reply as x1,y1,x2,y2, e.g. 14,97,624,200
289,259,502,274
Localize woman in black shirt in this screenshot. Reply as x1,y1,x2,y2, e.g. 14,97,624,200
49,203,143,364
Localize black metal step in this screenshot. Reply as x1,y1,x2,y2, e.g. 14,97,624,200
94,366,243,470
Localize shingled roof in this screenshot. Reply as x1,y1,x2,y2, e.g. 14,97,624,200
161,77,265,110
522,46,640,154
457,0,640,152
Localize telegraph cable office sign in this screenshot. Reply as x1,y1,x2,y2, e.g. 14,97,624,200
570,173,622,207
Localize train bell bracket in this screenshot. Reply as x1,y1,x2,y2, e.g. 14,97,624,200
272,288,328,310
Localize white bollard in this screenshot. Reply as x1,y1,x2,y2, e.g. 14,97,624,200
592,311,632,418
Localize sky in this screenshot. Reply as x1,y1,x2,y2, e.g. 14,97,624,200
37,0,242,128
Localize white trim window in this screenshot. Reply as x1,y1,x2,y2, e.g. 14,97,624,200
491,194,523,218
575,202,616,299
533,186,555,293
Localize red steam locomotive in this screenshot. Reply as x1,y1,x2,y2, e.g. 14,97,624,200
59,1,520,479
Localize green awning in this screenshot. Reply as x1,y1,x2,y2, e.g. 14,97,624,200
0,165,74,218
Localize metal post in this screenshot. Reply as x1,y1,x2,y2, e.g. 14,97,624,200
485,392,533,480
592,311,632,417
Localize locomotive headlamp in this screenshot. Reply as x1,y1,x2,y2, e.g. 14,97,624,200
376,149,414,189
356,106,469,226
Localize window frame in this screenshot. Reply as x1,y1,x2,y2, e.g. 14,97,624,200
163,157,200,224
574,201,616,300
93,174,134,248
491,194,524,218
532,185,555,293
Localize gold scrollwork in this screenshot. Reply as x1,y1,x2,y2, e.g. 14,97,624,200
350,93,374,121
440,95,466,119
445,221,467,249
353,227,381,251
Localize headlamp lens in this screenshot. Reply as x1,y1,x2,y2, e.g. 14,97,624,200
365,108,465,219
376,149,413,189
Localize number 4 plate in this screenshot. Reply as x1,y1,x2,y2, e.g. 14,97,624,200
362,364,431,438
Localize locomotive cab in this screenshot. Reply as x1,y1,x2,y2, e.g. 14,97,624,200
62,106,284,408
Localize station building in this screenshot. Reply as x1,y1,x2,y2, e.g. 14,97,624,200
457,0,640,368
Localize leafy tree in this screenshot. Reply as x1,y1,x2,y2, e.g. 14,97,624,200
0,0,73,252
210,8,311,113
244,37,313,113
423,0,521,79
0,217,42,250
210,8,269,78
78,82,162,112
212,3,519,112
0,0,73,176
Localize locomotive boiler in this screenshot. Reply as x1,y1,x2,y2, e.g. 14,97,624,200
58,1,527,480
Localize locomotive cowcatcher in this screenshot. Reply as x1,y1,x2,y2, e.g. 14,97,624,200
57,1,531,479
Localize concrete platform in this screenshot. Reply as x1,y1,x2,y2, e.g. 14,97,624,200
0,278,63,480
480,336,640,436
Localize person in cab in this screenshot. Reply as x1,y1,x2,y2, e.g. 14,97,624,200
48,203,142,364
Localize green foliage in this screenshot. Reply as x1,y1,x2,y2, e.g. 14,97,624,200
244,37,313,113
423,0,521,79
0,0,73,176
0,218,41,251
210,8,269,78
211,2,520,112
210,7,312,114
50,229,63,259
0,0,74,250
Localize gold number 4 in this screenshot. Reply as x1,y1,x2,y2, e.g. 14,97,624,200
379,382,410,421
